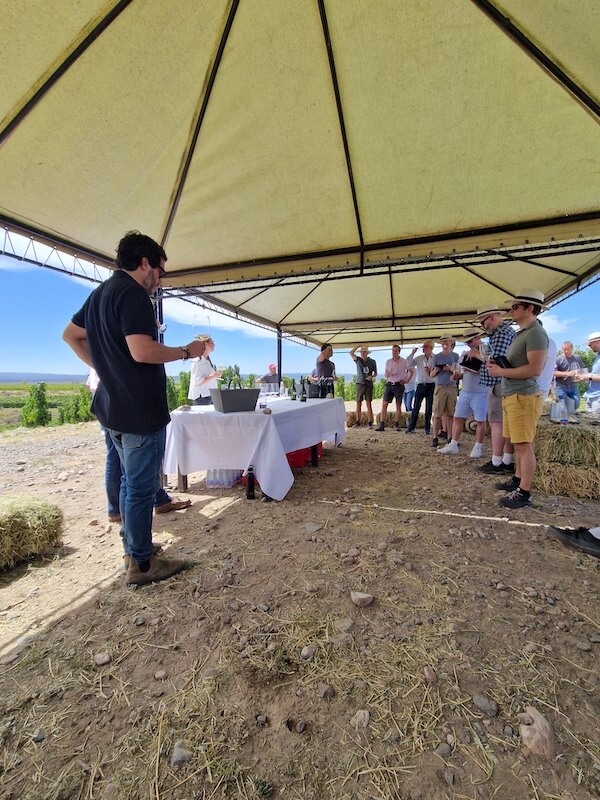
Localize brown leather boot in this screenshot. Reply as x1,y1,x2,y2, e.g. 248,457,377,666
122,543,163,571
126,554,186,586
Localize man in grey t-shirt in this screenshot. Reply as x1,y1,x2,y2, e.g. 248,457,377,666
488,288,549,510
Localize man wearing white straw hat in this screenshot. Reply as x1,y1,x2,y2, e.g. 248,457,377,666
474,303,516,475
437,328,487,457
488,289,549,510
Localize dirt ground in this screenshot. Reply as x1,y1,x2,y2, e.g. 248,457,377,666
0,408,599,800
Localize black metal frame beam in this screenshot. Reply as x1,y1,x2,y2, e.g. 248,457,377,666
161,0,240,246
2,211,599,282
471,0,600,121
317,0,365,270
1,0,134,145
183,245,600,296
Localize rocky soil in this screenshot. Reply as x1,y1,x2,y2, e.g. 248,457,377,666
0,414,599,800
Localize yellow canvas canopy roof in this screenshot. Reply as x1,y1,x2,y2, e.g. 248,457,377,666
1,0,599,346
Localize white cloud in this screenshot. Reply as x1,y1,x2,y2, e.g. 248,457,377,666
0,254,38,271
538,312,577,336
162,296,275,338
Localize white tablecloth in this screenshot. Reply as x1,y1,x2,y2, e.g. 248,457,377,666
164,398,346,501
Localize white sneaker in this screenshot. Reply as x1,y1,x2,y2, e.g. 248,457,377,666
437,442,459,455
469,443,484,459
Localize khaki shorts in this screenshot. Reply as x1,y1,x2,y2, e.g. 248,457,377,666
487,383,503,423
433,385,457,417
502,393,544,443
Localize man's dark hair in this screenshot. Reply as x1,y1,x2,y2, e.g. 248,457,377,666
320,343,330,352
115,230,167,271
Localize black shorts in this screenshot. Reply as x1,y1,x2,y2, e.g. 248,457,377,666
383,383,404,404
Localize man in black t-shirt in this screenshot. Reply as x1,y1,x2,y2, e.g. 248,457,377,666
63,231,206,586
315,343,336,398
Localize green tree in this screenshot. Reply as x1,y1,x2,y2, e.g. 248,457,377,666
177,371,190,406
57,386,95,424
246,373,256,388
345,375,357,401
20,383,51,427
166,376,178,410
372,377,386,400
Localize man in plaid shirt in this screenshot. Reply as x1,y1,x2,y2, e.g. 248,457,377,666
474,305,516,474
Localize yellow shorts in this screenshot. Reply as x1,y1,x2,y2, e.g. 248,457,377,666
433,385,457,417
502,393,544,443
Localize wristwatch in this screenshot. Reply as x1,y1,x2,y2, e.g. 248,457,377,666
180,346,190,360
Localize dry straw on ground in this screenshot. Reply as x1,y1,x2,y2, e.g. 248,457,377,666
535,417,600,499
0,494,63,570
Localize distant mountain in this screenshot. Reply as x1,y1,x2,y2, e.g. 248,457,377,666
0,373,87,384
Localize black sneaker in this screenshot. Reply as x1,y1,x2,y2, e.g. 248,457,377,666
424,428,431,435
368,421,373,428
352,421,361,428
375,423,385,432
502,462,516,474
499,489,531,509
393,422,400,431
494,477,520,491
439,430,447,441
431,437,438,448
405,427,414,434
547,527,600,558
477,460,505,474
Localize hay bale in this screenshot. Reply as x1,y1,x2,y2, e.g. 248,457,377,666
535,418,600,468
0,495,63,570
534,418,600,499
534,463,600,499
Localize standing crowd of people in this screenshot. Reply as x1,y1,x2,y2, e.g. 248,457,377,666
65,234,599,590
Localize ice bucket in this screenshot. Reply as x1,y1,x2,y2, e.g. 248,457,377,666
209,388,260,413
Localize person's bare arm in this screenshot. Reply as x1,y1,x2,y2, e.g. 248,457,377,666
126,334,205,364
63,322,93,368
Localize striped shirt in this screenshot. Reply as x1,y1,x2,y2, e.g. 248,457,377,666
479,322,516,387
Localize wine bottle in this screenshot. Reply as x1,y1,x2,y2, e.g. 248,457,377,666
245,465,255,499
300,375,307,402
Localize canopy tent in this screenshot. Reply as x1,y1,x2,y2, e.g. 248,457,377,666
1,0,599,347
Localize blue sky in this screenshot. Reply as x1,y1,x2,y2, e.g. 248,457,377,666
1,250,598,378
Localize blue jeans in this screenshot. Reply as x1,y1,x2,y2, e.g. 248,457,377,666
555,385,579,414
403,390,415,412
104,428,170,516
109,428,166,564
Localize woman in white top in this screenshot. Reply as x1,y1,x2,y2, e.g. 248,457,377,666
188,335,222,405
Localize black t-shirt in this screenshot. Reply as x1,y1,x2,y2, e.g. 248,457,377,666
72,270,169,434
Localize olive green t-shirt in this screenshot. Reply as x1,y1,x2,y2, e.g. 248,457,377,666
501,320,549,396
